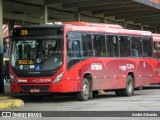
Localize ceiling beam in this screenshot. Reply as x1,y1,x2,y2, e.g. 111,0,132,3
3,13,41,24
44,0,89,5
115,10,160,19
148,23,160,27
134,18,160,23
78,1,137,11
63,0,130,8
125,15,160,21
5,0,41,7
137,22,160,27
92,5,152,15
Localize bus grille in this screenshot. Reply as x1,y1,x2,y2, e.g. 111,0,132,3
20,85,50,92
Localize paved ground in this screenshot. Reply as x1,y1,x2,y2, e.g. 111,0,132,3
0,82,23,109
7,86,160,111
1,86,160,119
4,82,11,94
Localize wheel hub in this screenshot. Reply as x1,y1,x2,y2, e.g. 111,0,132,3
127,80,133,93
83,83,89,96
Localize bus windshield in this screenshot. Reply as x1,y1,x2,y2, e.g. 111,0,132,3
11,39,63,71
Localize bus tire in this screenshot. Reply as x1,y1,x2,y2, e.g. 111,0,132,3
77,78,90,101
121,75,134,96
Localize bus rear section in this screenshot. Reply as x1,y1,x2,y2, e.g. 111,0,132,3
152,34,160,84
10,22,155,101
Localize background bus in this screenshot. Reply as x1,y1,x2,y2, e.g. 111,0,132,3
9,22,154,101
153,34,160,84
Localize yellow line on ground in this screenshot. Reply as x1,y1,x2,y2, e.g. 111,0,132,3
0,99,24,109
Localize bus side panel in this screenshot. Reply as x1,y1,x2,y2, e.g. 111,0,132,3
64,58,154,91
143,59,155,85
65,58,130,92
154,60,160,84
49,79,79,93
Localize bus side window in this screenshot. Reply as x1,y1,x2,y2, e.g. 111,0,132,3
142,37,153,57
131,37,142,57
72,40,81,58
82,34,93,57
119,36,131,57
93,34,106,57
106,35,119,57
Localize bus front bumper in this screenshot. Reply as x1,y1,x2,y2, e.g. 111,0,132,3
10,79,81,93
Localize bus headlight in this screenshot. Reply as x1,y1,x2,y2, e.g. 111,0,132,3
53,72,64,83
10,74,17,83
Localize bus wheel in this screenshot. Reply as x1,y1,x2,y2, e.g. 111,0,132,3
77,78,90,101
121,75,134,96
115,90,122,96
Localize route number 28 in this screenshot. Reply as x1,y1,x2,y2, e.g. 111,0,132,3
20,30,28,36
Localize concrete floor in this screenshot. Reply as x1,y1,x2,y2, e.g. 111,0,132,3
1,86,160,119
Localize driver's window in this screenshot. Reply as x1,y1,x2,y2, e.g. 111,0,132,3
67,40,81,59
67,32,81,60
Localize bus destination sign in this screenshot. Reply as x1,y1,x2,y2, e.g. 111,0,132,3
13,28,63,36
17,59,35,65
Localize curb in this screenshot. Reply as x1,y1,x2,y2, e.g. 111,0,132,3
98,90,105,94
0,99,24,109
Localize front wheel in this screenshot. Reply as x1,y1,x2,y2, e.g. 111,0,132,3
77,78,90,101
121,75,134,96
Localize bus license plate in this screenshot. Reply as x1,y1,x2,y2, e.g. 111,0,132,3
30,89,40,93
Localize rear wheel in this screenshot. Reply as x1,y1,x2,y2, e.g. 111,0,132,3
77,78,90,101
121,75,134,96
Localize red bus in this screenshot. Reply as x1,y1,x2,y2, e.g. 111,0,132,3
152,34,160,84
9,22,154,101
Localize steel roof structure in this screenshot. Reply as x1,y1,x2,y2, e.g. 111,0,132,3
2,0,160,31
